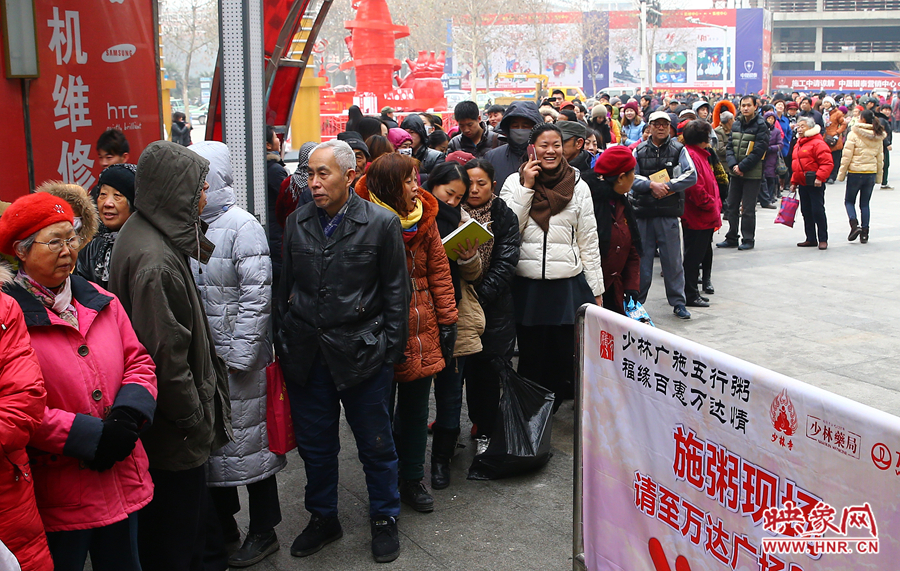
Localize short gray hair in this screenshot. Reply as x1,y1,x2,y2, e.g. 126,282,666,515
313,140,356,175
720,111,734,124
13,231,39,258
798,116,816,130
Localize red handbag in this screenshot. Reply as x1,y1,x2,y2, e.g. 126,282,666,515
775,191,799,228
266,359,297,455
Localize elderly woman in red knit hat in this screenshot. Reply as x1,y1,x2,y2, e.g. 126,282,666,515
583,146,642,315
0,192,157,571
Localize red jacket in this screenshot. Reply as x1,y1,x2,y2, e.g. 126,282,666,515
791,126,834,186
0,283,53,571
355,176,459,382
8,276,157,532
681,145,722,230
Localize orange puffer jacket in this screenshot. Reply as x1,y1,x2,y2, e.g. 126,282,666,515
355,177,458,382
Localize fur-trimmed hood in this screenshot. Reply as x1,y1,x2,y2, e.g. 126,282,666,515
712,99,736,128
35,181,99,247
852,122,887,141
0,262,11,285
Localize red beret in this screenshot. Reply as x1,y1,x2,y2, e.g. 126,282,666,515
0,192,75,255
446,151,475,166
593,145,637,178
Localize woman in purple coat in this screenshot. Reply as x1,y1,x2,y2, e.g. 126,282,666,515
760,111,784,209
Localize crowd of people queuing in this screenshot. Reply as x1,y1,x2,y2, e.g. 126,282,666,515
0,84,895,571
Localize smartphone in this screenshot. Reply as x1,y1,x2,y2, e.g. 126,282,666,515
527,144,537,162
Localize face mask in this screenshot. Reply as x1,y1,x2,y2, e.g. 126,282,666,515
508,128,531,146
398,148,413,156
425,125,434,135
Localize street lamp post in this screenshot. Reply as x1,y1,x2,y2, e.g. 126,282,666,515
687,17,729,97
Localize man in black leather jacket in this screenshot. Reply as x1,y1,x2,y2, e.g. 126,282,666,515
275,140,409,564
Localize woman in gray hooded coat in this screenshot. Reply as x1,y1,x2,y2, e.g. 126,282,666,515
190,141,286,568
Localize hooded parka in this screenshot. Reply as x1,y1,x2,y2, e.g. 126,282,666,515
5,272,157,532
837,123,886,182
400,115,445,177
790,125,834,186
0,267,53,571
109,141,232,472
189,142,286,486
485,101,544,189
355,177,459,382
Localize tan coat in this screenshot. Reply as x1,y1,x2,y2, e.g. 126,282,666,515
837,123,886,182
452,210,485,358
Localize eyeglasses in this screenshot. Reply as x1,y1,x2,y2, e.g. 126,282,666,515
650,122,670,128
34,236,82,253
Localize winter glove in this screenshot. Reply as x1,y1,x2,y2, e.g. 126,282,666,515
438,324,458,368
86,408,142,472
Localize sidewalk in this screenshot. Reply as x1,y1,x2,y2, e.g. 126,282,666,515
220,150,900,571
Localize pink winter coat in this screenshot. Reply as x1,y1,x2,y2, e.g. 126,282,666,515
7,275,157,532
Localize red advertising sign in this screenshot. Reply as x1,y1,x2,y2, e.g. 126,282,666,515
28,0,160,192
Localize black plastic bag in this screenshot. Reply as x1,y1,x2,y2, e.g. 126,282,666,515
467,361,555,480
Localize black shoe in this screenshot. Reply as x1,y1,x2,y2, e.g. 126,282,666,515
229,530,279,567
760,203,777,209
371,516,400,563
686,297,710,308
738,243,754,250
290,514,343,557
673,304,691,319
430,426,459,490
702,281,714,295
699,295,709,302
716,240,738,248
399,479,434,512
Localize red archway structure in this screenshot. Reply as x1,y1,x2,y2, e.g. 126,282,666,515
205,0,333,142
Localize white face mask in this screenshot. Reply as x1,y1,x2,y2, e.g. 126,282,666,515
508,129,531,146
398,148,413,156
425,125,434,136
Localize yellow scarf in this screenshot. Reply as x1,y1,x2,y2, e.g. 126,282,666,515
369,192,423,229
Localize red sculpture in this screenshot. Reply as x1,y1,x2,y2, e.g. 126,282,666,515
340,0,447,112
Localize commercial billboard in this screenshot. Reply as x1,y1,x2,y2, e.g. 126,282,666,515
578,304,899,571
0,0,161,199
772,71,900,93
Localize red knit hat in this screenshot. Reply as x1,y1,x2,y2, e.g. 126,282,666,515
446,151,475,166
593,146,637,177
0,192,75,255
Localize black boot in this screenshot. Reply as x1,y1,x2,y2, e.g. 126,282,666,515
848,218,861,241
860,227,869,243
399,479,434,512
430,426,460,490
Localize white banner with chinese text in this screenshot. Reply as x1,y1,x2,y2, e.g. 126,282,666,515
580,304,900,571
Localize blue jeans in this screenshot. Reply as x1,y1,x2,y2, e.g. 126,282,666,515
844,172,876,228
286,353,400,519
432,356,467,431
47,513,140,571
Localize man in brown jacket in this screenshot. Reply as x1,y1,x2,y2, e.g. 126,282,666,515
110,140,231,571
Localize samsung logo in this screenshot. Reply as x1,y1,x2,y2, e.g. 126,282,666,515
102,44,136,63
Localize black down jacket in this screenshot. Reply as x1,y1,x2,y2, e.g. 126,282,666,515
473,196,520,358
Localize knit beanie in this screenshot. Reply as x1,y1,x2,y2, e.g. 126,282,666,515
97,164,136,207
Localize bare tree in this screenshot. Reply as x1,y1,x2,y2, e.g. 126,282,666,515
160,0,219,105
582,12,610,97
451,0,512,99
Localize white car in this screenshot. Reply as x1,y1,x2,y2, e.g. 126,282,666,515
445,89,469,109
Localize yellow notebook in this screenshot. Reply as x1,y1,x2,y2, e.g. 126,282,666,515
442,219,493,261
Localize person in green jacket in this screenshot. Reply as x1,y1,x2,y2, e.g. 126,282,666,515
109,141,232,571
717,95,770,250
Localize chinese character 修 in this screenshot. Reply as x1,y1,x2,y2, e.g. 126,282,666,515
57,140,96,189
47,7,87,66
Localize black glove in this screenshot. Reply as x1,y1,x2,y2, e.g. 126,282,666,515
438,324,457,367
86,408,142,472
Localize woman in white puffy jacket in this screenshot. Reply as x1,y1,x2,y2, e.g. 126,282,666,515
500,123,604,410
190,141,286,567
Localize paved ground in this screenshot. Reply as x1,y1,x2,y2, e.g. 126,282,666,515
150,146,900,571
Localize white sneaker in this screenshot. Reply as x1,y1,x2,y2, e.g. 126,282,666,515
881,185,894,190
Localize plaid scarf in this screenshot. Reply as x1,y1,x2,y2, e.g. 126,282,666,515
15,270,78,329
463,195,495,279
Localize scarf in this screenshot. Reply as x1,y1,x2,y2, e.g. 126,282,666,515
463,195,495,280
523,159,576,233
15,270,78,329
369,192,423,229
288,142,318,200
93,231,117,287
